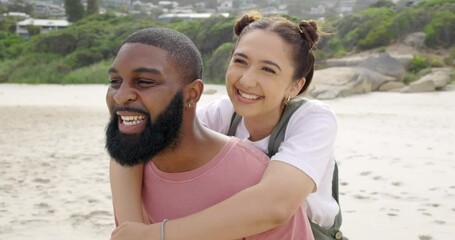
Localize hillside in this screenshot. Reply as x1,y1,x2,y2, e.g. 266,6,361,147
0,0,453,84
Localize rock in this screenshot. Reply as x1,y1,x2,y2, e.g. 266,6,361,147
310,67,394,99
378,81,406,91
402,68,452,93
325,57,361,68
414,68,451,89
401,80,436,93
357,53,406,81
441,84,455,91
403,32,426,49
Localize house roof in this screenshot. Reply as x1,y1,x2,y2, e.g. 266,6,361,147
17,18,70,27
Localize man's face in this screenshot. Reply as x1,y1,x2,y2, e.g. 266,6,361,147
105,43,184,166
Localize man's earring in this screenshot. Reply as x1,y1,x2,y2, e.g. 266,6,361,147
187,102,192,108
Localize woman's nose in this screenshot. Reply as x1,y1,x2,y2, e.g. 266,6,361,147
239,68,257,88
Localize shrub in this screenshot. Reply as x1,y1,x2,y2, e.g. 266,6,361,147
61,60,111,84
407,55,427,73
205,42,233,84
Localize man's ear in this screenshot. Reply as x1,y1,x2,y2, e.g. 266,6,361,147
184,79,204,107
290,78,305,97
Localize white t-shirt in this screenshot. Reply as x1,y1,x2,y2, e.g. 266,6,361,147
197,96,339,228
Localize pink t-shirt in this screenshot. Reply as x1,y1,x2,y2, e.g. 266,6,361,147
142,137,314,239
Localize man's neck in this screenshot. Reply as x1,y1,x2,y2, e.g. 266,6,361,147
151,121,229,173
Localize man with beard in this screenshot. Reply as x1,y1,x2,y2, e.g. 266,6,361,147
107,28,313,240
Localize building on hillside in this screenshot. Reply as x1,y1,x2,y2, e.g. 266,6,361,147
339,0,357,14
158,1,179,8
157,12,229,22
104,0,130,8
259,6,287,15
217,0,233,12
32,2,66,17
310,5,326,15
1,12,31,20
16,18,70,39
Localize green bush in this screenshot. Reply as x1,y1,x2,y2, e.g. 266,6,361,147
205,42,233,84
3,53,66,83
61,60,112,84
64,48,104,69
444,48,455,66
407,55,427,73
424,11,455,48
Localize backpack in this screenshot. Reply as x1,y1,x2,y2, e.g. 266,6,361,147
227,97,347,240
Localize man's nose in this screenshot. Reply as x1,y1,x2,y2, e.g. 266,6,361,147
113,83,137,105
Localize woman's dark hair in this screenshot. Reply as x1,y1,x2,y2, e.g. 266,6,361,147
233,11,320,94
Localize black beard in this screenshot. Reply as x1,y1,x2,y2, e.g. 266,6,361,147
105,91,184,166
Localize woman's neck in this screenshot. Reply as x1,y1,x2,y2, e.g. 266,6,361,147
243,106,284,141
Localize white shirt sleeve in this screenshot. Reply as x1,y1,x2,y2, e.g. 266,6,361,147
271,100,338,191
196,96,234,135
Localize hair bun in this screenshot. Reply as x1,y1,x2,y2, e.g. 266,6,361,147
234,11,262,36
298,20,319,48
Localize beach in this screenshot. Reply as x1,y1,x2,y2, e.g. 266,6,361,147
0,83,454,240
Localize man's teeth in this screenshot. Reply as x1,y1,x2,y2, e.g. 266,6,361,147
120,115,145,126
239,90,260,100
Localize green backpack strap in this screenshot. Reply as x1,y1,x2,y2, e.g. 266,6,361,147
267,97,306,157
228,97,346,240
227,112,242,137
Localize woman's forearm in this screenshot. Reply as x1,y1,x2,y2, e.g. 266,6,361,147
163,161,315,240
109,159,145,224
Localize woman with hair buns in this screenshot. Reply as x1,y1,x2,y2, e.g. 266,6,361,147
110,11,343,240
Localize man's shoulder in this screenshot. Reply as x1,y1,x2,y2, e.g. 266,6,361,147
226,137,269,166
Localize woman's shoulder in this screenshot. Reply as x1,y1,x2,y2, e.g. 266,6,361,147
198,96,233,113
197,96,235,134
294,98,336,119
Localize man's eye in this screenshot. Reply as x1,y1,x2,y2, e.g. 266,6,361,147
137,79,156,86
109,78,121,85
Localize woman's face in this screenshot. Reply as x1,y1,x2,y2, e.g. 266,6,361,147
226,29,298,119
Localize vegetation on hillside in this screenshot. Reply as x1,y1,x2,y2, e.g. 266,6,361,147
0,0,453,84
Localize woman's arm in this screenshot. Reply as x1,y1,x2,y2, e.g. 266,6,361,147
109,159,145,225
112,160,314,240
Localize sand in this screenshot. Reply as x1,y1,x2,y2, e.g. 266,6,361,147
0,83,454,240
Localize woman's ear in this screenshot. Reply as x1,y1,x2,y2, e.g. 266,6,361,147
290,78,305,97
184,79,204,108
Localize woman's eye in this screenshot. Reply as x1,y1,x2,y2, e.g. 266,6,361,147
262,67,276,74
233,58,246,65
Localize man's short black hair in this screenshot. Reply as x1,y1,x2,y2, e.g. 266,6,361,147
123,27,203,83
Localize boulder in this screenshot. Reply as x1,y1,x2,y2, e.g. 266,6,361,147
401,80,435,93
325,57,361,68
378,81,406,92
402,68,452,93
357,53,406,81
403,32,426,49
416,68,451,89
310,67,394,99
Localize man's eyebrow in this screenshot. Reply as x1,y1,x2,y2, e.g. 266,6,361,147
107,67,162,75
233,52,281,72
133,67,162,75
